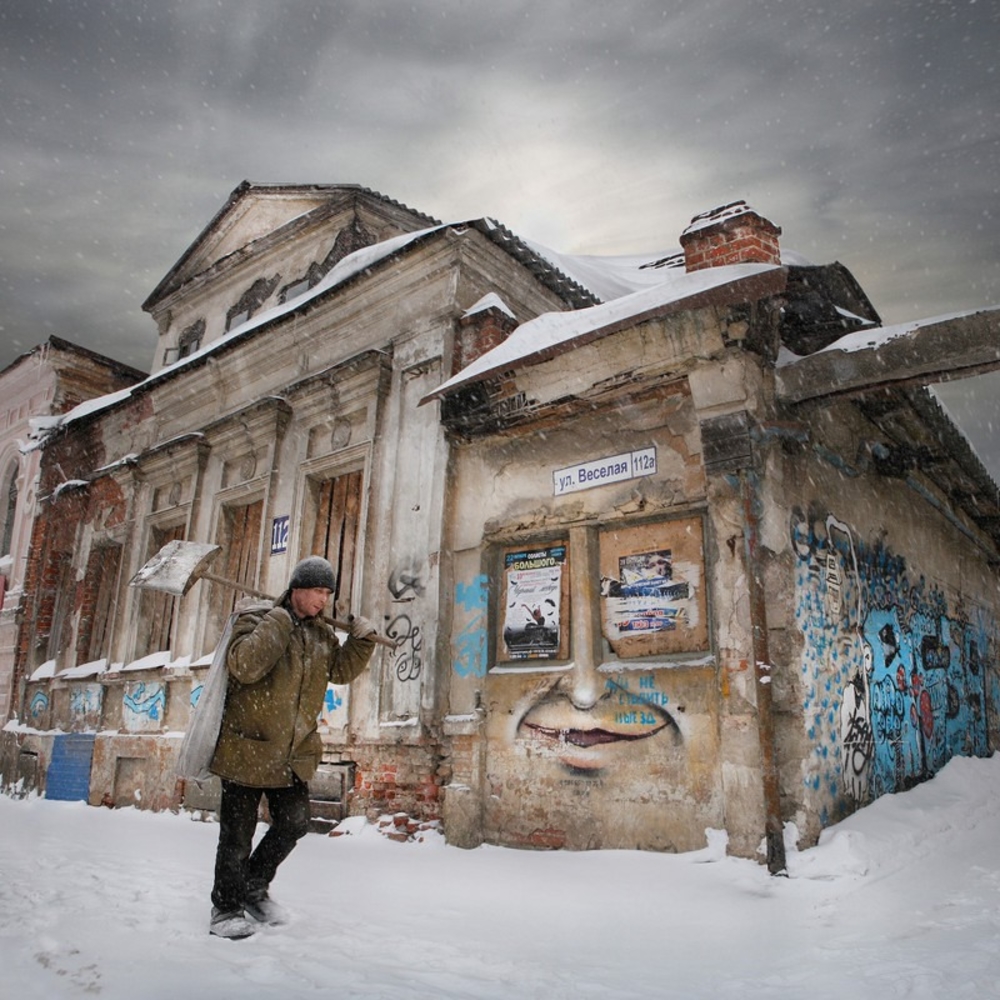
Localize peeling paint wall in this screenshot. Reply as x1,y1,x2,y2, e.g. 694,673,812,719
440,354,732,852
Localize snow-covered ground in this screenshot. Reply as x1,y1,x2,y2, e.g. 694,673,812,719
2,755,999,999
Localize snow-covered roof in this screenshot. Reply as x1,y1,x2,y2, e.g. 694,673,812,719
524,242,683,302
422,262,785,402
24,213,808,447
143,181,441,310
24,224,451,449
25,220,653,445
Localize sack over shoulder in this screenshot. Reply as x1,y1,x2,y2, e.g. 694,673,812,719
175,613,236,784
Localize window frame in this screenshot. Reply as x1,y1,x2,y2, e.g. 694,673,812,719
1,460,18,557
488,512,712,675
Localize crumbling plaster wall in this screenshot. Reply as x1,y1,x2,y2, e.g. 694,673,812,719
760,399,1000,847
7,225,590,819
440,311,774,854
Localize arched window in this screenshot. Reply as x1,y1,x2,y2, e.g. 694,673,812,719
1,461,17,557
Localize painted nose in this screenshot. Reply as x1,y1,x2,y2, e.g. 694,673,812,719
562,662,602,710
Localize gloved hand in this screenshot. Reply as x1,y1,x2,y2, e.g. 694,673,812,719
348,614,377,640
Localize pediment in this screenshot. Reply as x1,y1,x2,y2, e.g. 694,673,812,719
191,189,345,273
144,182,434,311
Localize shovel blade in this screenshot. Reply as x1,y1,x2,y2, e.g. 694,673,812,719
129,540,222,597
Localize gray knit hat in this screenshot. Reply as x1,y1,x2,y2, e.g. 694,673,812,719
288,556,336,591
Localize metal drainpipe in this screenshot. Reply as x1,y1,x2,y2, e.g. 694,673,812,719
739,467,787,876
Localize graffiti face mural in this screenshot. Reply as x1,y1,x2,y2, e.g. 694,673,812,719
515,670,682,773
791,505,993,820
473,518,717,851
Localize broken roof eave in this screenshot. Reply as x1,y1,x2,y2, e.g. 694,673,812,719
775,307,1000,405
776,306,1000,549
420,265,788,405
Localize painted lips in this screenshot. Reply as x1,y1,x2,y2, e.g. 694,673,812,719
522,721,670,748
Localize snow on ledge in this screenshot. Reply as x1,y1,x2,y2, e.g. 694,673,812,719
776,307,995,367
464,292,515,319
29,659,57,681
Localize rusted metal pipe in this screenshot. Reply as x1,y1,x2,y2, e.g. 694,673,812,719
739,468,787,876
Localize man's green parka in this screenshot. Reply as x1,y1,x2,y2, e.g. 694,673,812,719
209,595,376,788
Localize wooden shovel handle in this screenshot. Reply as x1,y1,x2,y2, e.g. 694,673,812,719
324,616,398,650
199,571,398,648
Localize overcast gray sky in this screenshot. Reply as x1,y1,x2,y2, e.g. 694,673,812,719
2,0,998,382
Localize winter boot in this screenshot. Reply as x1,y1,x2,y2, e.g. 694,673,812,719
244,888,288,926
210,907,256,939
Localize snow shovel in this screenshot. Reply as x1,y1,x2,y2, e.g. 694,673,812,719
129,539,397,648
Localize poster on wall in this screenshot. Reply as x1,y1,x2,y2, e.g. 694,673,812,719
599,517,708,658
501,544,568,660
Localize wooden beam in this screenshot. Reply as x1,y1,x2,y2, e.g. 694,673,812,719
776,308,1000,404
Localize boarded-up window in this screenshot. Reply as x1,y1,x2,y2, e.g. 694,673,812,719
207,499,263,649
1,461,17,556
309,470,363,619
134,524,185,658
78,543,123,664
598,516,709,659
45,551,76,666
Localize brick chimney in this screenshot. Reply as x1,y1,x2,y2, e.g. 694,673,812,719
452,293,518,376
679,201,781,272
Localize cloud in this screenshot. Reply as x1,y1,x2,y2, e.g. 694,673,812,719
1,0,997,380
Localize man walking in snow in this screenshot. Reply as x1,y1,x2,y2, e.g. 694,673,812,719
207,556,378,939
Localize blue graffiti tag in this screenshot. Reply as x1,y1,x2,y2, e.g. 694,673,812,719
453,575,488,678
324,687,344,714
69,685,102,718
123,682,166,722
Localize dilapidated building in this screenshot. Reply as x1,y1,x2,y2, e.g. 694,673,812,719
425,205,1000,863
0,339,145,756
1,183,600,826
3,188,998,862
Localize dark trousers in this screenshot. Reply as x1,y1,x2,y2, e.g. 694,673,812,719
211,776,311,912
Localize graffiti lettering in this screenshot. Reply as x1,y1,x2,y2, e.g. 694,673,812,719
29,690,48,719
388,567,425,601
324,687,344,714
123,682,164,720
123,681,166,732
387,614,422,682
69,685,102,718
839,671,874,801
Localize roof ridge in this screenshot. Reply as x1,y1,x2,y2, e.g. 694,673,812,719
471,218,601,309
